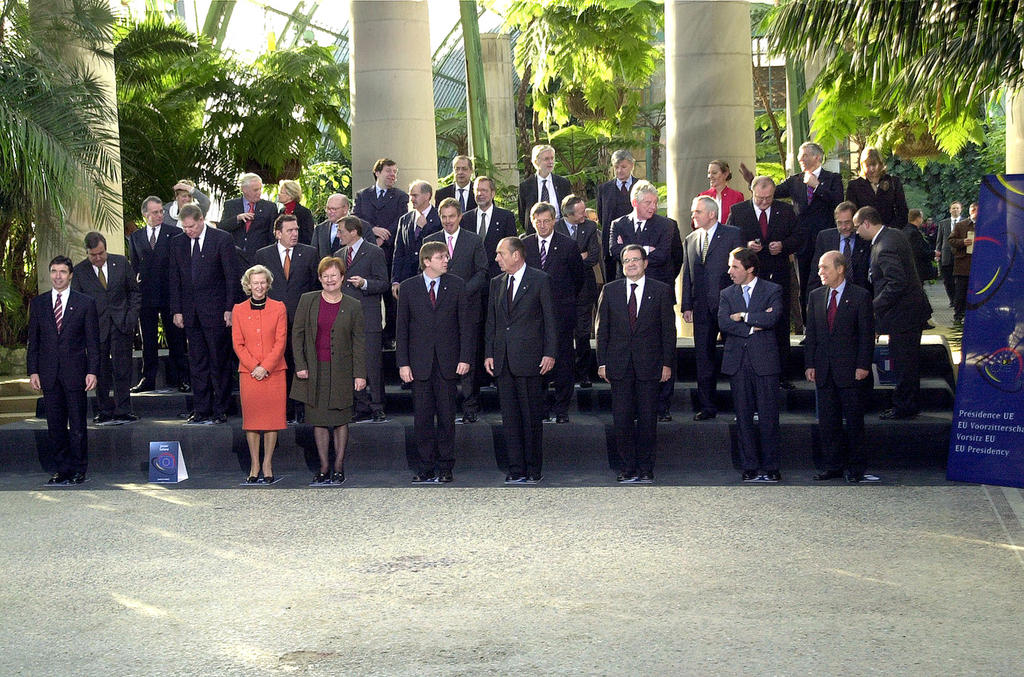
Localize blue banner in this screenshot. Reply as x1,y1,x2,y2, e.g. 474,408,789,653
947,175,1024,488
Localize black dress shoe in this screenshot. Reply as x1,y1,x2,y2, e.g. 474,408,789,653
693,411,717,421
246,475,259,484
371,410,387,423
211,414,227,424
814,469,844,481
351,412,373,423
331,470,346,484
93,412,113,424
130,379,156,393
185,413,211,425
616,472,637,483
263,476,275,485
741,470,758,482
437,471,453,483
47,472,67,485
880,408,918,420
67,472,86,484
115,413,140,424
578,380,592,389
657,414,673,422
555,414,569,424
637,471,654,484
763,471,781,483
457,412,478,424
400,381,413,390
779,380,795,390
313,472,330,484
504,474,526,484
178,383,191,393
524,475,543,484
412,474,436,484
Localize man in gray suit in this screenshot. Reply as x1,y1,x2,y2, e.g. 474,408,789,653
934,201,962,308
72,231,141,424
334,215,390,422
485,236,557,484
556,194,601,388
719,247,783,483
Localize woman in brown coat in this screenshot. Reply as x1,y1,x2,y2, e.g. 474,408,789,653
291,256,366,484
232,265,288,483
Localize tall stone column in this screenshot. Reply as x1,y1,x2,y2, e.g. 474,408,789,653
349,1,438,193
665,0,756,229
33,0,125,291
1007,89,1024,174
480,33,519,186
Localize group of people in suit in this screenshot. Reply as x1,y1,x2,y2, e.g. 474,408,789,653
28,139,941,487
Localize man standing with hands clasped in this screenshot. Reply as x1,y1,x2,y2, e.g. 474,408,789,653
596,245,675,484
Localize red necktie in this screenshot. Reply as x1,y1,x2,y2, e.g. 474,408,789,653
827,289,838,330
758,209,769,240
245,201,254,232
54,293,63,333
429,279,437,309
346,247,353,269
628,283,638,331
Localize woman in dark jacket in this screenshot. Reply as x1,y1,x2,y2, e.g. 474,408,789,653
846,146,909,228
278,179,316,246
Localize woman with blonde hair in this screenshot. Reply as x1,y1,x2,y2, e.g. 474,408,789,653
232,264,289,483
277,179,316,245
846,146,909,228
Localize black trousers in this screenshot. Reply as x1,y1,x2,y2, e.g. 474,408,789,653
497,371,544,478
573,301,596,382
185,320,232,417
543,304,576,416
730,353,781,472
816,375,868,473
940,263,955,306
693,307,723,415
458,313,485,415
139,306,188,386
95,328,134,416
888,327,922,416
610,371,659,474
412,362,458,475
354,329,384,414
953,274,969,320
43,383,88,474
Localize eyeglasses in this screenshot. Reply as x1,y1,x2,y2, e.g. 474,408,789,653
621,257,643,265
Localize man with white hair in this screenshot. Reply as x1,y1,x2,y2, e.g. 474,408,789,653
518,143,572,230
220,172,277,262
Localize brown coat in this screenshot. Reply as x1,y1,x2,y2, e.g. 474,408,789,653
948,218,974,276
289,291,366,409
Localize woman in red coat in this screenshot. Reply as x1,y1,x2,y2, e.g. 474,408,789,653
232,265,288,483
699,159,744,226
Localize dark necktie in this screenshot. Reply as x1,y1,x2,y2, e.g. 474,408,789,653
414,223,421,240
54,293,63,333
458,188,466,212
506,274,514,308
841,236,850,259
479,212,488,240
628,283,638,331
540,178,550,204
827,289,838,330
346,247,354,269
540,239,548,268
635,220,643,236
429,279,437,309
149,227,157,248
332,227,341,253
568,223,576,239
806,184,814,204
620,181,629,198
758,209,769,240
191,238,200,280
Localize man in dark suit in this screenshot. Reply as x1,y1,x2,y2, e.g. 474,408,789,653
772,142,844,323
334,215,390,422
396,241,475,483
219,172,277,265
596,149,638,284
485,236,557,484
934,201,962,308
523,202,585,423
556,194,601,388
169,203,238,424
719,247,783,483
28,256,100,484
255,213,320,423
682,196,743,421
130,196,188,392
727,176,801,387
808,201,871,294
72,231,141,424
596,245,675,483
313,194,367,259
391,180,441,294
804,250,876,483
608,180,675,287
518,143,572,231
425,198,488,422
354,157,410,348
461,176,518,280
855,206,932,419
435,154,477,213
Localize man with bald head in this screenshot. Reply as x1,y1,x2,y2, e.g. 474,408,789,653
804,250,876,482
314,194,369,259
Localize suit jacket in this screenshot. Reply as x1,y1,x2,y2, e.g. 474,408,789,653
595,277,676,381
461,205,518,280
774,168,844,257
597,177,637,281
220,197,277,257
608,213,675,287
290,291,365,410
718,278,783,377
280,202,316,246
435,182,477,212
555,217,601,305
392,206,442,284
522,231,586,307
935,217,958,265
846,174,908,228
334,239,389,333
231,297,288,374
396,273,474,380
71,254,141,342
129,223,182,308
681,224,743,315
254,243,320,322
423,228,488,302
868,226,930,333
485,266,558,377
808,228,871,293
727,200,800,285
518,173,572,231
168,227,238,326
312,216,372,259
804,283,874,388
27,290,101,390
949,218,975,276
353,185,410,253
